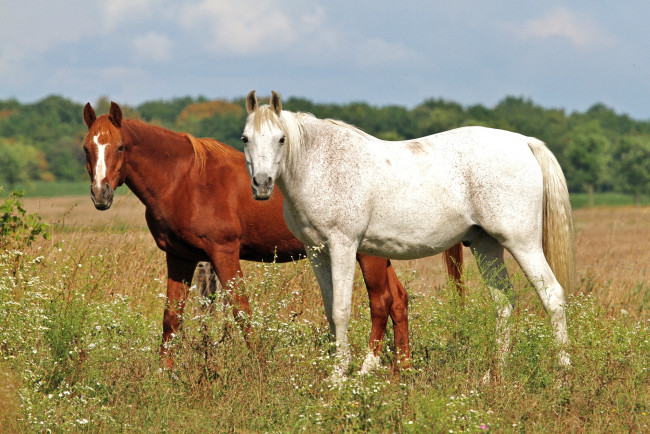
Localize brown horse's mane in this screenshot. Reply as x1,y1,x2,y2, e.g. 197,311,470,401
85,115,239,173
180,132,239,173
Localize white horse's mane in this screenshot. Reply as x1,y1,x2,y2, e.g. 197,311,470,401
253,106,375,171
324,118,376,141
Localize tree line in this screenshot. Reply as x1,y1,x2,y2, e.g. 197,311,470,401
0,94,649,204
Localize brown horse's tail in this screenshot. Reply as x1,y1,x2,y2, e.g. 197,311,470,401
443,243,464,297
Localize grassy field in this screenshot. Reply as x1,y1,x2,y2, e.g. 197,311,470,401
6,181,650,207
1,193,648,432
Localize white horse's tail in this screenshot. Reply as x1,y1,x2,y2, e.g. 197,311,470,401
527,138,575,292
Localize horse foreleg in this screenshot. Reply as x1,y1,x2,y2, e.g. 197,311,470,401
306,245,354,381
306,246,335,333
357,254,392,373
208,247,252,343
328,243,358,381
385,260,410,369
161,253,198,369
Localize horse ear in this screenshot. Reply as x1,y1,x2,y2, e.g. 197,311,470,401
270,91,282,115
109,101,122,127
83,103,96,128
246,90,258,114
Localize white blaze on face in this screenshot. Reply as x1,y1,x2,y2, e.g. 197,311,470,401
93,133,108,188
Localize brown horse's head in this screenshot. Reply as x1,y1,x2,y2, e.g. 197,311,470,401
82,102,126,210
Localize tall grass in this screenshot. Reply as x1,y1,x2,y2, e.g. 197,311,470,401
0,200,648,431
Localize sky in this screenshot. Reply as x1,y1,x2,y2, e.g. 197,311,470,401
2,1,650,119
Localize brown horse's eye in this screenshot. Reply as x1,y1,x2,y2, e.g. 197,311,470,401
117,144,124,152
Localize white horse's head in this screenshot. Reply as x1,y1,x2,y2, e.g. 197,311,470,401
242,90,286,200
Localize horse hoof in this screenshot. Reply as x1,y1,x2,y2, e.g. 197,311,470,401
359,351,381,374
327,365,349,385
160,354,175,371
558,350,571,367
395,356,411,371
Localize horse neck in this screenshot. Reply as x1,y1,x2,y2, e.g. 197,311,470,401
121,120,196,205
281,115,340,177
278,116,367,201
276,116,322,197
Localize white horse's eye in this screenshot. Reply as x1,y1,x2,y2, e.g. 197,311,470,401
279,136,285,144
241,135,249,144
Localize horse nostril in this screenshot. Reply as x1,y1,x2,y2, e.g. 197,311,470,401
252,177,260,187
266,177,272,185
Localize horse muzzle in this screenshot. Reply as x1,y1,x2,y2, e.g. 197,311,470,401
90,182,114,210
251,175,274,201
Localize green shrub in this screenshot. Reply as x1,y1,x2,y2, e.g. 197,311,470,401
0,189,49,251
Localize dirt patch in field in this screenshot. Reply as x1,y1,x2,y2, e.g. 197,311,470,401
22,193,147,230
573,206,650,317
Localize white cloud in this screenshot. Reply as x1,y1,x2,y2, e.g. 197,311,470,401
178,0,323,55
132,32,173,63
176,0,423,69
516,7,613,48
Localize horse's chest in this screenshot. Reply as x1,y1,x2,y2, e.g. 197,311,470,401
281,202,328,247
145,210,204,257
283,210,324,246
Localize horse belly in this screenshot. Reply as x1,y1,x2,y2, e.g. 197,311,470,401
359,219,463,260
358,174,469,260
358,236,439,260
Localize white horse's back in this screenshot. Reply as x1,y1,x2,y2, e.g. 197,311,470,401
354,126,545,259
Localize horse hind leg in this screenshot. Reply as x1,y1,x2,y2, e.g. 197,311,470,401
469,232,515,375
443,242,465,300
507,246,570,366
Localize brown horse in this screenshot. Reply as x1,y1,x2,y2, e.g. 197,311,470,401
82,101,463,370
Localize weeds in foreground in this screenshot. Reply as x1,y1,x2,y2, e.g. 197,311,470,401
0,195,648,431
0,226,648,432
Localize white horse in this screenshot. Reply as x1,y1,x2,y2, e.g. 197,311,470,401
241,91,575,379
